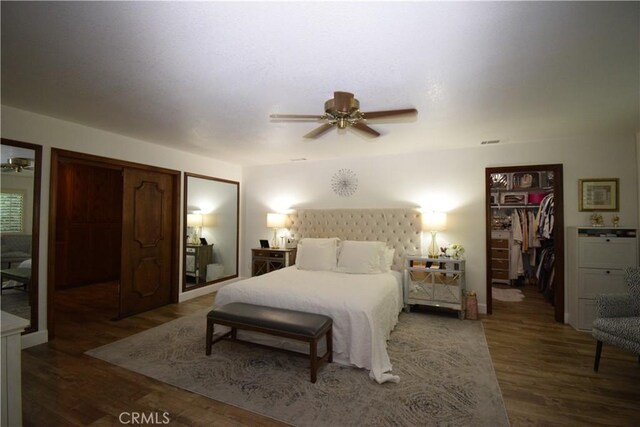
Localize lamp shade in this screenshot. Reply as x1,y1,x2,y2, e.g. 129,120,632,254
267,213,286,228
423,211,447,231
187,213,203,227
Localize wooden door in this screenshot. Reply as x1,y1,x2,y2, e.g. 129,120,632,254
119,168,176,318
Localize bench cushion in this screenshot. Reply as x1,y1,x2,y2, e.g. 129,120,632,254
1,268,31,283
209,302,332,338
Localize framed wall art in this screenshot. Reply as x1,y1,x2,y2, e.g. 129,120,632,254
579,178,619,211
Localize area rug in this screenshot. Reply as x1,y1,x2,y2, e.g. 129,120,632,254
86,310,509,427
0,289,31,320
492,287,525,302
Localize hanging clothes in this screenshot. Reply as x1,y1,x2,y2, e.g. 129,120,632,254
510,210,524,279
536,194,554,239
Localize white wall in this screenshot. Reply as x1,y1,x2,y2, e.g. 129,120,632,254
637,132,640,226
243,135,639,316
1,105,243,346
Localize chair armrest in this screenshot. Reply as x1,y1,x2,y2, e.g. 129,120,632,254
595,294,636,318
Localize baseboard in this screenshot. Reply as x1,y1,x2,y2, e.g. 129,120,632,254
21,329,48,349
179,276,246,302
478,303,488,315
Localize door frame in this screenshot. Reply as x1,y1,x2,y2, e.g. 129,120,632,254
48,149,181,339
485,164,565,322
1,138,42,335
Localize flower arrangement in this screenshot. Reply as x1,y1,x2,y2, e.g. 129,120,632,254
612,214,620,227
445,243,465,259
590,213,604,227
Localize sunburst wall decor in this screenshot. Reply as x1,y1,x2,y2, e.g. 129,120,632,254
331,168,358,197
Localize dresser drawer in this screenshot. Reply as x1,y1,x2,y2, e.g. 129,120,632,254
492,259,509,270
253,250,284,259
491,249,509,260
577,268,626,298
492,270,509,280
578,238,637,268
492,230,510,240
577,298,597,331
492,238,509,249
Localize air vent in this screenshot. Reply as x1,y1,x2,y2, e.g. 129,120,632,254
481,140,501,145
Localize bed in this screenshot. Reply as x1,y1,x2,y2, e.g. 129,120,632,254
214,208,422,383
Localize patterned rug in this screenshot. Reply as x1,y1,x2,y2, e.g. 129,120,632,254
87,310,509,427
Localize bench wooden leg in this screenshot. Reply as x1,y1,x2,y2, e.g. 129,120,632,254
327,328,333,363
310,338,318,383
206,318,213,355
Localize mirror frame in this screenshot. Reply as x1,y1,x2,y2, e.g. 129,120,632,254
182,172,239,292
1,138,42,334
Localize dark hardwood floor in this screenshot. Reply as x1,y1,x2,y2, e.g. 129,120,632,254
22,282,640,426
484,284,640,426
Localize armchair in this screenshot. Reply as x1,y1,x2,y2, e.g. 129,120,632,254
592,267,640,371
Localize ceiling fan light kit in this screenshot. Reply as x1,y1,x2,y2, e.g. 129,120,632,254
270,91,417,139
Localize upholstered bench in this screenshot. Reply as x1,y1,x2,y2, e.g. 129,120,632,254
206,302,333,383
0,268,31,293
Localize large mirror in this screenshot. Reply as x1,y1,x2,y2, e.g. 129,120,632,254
183,173,239,291
0,138,41,334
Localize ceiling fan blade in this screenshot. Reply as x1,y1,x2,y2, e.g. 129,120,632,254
361,108,418,120
270,114,325,120
303,123,335,139
351,122,381,137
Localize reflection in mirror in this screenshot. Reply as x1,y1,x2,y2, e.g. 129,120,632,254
183,173,239,291
0,139,41,334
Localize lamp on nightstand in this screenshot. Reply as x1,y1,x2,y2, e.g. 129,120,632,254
187,213,203,245
423,211,447,258
267,213,286,249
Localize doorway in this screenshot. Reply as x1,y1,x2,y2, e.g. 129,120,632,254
48,149,181,338
0,138,42,335
485,164,565,322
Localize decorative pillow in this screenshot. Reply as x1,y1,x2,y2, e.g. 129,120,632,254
296,238,339,271
379,247,395,272
336,240,386,274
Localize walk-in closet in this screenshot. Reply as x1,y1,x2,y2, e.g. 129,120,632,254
485,164,565,322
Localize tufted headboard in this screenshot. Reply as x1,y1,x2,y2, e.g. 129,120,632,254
287,208,422,271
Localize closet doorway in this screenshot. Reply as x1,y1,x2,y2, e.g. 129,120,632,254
48,149,181,338
485,164,565,322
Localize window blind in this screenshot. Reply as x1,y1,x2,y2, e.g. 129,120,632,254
0,191,25,232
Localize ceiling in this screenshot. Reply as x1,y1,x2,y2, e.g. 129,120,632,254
1,2,638,166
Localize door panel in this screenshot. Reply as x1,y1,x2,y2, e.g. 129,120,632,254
120,169,175,318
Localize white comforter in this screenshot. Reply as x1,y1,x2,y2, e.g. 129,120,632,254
214,266,403,383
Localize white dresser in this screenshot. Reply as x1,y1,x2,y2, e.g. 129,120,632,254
1,311,29,427
567,227,638,331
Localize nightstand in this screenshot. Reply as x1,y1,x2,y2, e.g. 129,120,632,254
185,244,214,284
404,256,466,319
251,248,297,276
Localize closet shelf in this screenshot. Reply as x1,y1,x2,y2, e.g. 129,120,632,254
491,204,539,209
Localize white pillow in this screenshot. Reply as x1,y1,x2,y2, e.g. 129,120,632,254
296,238,339,271
18,259,31,268
380,247,395,272
336,241,386,274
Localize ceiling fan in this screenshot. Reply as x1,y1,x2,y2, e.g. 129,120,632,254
270,91,417,138
1,157,34,173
